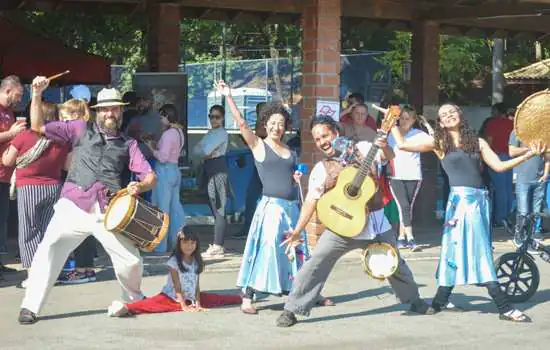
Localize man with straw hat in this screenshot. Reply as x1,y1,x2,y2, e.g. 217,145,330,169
18,76,157,325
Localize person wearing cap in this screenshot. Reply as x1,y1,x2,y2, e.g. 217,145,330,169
69,85,91,103
17,76,156,325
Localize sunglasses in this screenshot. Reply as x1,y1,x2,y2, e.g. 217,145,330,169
209,114,223,119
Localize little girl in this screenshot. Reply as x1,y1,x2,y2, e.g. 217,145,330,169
107,230,241,317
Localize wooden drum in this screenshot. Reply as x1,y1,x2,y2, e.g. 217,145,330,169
104,190,170,252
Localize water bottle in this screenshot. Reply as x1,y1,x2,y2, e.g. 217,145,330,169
296,163,309,175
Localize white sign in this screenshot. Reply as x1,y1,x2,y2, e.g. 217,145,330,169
316,100,340,122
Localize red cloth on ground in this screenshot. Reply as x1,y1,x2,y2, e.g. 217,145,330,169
10,130,70,186
126,293,242,315
340,113,378,130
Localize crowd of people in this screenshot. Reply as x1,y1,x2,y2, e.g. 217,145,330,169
0,75,545,327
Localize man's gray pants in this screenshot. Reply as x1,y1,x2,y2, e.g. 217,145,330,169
284,228,421,316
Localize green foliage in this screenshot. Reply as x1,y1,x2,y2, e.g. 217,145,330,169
9,11,145,92
8,10,540,104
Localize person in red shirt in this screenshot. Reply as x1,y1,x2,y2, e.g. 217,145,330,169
339,93,377,130
0,75,25,276
479,103,515,226
2,102,69,288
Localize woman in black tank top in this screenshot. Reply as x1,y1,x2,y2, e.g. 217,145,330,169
215,81,329,315
390,103,545,323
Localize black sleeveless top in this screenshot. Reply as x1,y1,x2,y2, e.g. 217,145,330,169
255,142,297,200
440,150,484,188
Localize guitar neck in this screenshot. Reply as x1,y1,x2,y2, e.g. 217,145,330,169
350,130,386,188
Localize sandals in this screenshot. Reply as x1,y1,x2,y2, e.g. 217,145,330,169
500,310,532,323
240,305,258,315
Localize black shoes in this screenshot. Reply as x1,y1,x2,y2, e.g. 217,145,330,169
409,299,431,314
276,310,298,327
18,308,38,325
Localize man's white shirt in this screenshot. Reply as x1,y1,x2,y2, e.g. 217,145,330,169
306,141,391,240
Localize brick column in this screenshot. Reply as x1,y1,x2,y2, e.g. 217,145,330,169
411,21,441,227
147,3,181,72
300,0,341,166
411,21,439,113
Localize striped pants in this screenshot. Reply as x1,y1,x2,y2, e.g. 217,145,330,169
17,184,61,268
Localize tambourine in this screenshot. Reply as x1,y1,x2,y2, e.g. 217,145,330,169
361,242,399,280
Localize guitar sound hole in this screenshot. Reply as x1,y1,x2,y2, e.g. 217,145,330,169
345,184,360,198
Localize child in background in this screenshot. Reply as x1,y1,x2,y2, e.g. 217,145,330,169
107,229,241,316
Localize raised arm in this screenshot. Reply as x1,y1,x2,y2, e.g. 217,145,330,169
215,80,259,150
480,137,545,173
390,125,435,153
30,76,50,134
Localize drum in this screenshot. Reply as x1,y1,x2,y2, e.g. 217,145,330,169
361,242,399,280
305,211,326,249
104,190,169,252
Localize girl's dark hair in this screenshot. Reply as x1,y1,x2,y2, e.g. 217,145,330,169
310,114,340,134
171,228,205,274
434,103,479,155
259,102,292,132
159,104,178,124
209,104,225,117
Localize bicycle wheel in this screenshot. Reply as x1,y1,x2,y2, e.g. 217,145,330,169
494,252,540,303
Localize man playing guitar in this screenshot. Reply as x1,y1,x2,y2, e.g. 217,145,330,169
276,114,430,327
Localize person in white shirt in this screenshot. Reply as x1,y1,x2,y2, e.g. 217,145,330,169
192,105,230,258
276,115,430,327
387,107,431,251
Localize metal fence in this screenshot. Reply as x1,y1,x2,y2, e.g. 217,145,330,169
183,51,392,129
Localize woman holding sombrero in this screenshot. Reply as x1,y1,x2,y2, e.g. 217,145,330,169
390,103,545,323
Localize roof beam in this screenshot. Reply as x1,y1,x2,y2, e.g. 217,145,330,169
420,3,550,21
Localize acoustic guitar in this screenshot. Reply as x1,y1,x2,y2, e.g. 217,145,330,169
316,106,401,237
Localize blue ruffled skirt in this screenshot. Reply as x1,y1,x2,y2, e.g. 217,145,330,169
236,196,309,295
436,186,497,287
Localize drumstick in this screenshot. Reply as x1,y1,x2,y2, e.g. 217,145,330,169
47,70,70,81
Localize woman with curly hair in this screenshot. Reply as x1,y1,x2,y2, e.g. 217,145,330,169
390,103,545,323
214,80,317,314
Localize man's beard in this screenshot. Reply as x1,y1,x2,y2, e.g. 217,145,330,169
7,96,19,109
99,117,120,131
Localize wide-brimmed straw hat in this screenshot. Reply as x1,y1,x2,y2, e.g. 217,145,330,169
90,88,129,108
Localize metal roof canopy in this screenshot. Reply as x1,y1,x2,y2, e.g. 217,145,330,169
5,1,550,39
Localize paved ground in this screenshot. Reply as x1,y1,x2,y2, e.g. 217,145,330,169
2,225,550,349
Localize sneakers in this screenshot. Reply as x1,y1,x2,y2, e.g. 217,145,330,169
86,270,97,282
409,299,430,314
396,239,408,249
107,300,130,317
408,239,421,252
276,310,298,327
18,308,38,325
202,244,225,258
57,270,93,285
